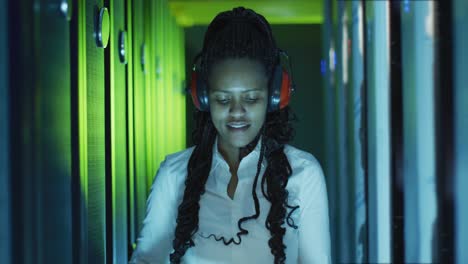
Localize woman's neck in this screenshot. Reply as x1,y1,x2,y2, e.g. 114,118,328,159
218,144,240,172
217,136,260,172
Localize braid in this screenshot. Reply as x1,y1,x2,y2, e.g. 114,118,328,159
262,108,299,264
171,7,298,263
170,113,216,263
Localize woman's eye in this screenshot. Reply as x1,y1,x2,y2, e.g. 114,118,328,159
245,97,259,103
216,99,230,105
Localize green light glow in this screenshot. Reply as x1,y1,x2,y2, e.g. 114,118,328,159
141,0,187,191
78,0,88,201
77,0,188,227
168,0,324,27
127,0,136,243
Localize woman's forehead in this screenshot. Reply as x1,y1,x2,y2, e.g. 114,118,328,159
210,57,265,72
208,58,268,90
210,87,265,94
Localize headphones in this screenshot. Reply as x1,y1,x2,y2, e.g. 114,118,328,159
189,49,295,112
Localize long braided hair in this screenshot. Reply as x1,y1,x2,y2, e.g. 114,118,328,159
170,7,299,264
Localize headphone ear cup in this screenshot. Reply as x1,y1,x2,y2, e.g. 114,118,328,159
197,76,210,111
190,70,201,110
268,63,292,112
190,70,210,112
279,67,292,109
268,64,283,112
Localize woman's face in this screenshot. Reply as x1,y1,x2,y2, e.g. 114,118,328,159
208,58,269,152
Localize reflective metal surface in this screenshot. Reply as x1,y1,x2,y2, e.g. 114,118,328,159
95,6,110,48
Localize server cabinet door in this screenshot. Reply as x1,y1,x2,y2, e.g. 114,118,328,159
125,0,137,250
364,2,392,263
36,1,74,261
84,0,108,263
9,0,73,263
347,1,367,263
131,0,149,237
321,1,338,262
401,2,437,262
335,2,352,262
0,0,11,262
454,0,468,263
108,0,129,262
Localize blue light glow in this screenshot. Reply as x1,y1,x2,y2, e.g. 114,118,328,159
404,0,410,13
333,52,337,68
321,59,326,75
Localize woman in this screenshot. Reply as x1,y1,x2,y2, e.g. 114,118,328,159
129,6,330,264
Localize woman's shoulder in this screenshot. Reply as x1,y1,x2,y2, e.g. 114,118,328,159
283,144,328,214
161,146,195,168
283,144,322,169
282,144,326,192
151,146,196,196
155,147,194,184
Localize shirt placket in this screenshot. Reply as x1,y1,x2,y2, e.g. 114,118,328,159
231,198,236,263
231,164,253,264
230,162,240,263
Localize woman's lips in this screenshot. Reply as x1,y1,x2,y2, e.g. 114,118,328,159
226,122,250,131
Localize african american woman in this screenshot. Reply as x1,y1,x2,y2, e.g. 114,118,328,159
129,6,331,264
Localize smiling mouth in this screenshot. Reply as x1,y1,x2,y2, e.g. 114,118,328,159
226,122,250,130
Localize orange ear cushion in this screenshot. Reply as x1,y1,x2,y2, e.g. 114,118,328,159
279,69,292,109
190,71,200,110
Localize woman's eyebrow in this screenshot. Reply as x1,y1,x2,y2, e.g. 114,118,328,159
211,88,264,93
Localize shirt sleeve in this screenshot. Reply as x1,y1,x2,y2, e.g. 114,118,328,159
298,158,331,264
129,157,178,264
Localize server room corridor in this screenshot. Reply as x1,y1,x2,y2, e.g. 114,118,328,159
1,0,467,263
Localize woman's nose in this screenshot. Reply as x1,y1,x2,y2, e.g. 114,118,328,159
229,100,246,117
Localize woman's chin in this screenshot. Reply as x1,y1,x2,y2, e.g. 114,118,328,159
220,135,253,149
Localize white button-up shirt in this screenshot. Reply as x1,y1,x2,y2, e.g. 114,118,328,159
129,137,330,264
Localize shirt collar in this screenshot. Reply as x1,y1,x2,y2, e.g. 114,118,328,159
211,135,266,182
